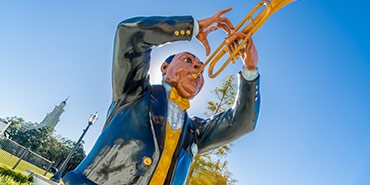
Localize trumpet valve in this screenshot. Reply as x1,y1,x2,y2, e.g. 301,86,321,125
231,57,236,64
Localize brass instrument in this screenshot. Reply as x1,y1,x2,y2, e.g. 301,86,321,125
193,0,294,79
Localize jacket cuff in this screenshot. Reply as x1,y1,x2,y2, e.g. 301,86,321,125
192,17,199,36
241,66,259,81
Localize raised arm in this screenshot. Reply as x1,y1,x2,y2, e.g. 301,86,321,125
112,16,195,104
195,37,260,154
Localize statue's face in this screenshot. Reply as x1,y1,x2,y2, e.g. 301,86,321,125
161,52,204,99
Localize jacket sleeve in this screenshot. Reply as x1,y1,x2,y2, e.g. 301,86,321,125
104,16,195,128
112,16,194,103
195,72,261,154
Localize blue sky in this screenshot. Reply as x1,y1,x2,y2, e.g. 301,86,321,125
1,0,369,184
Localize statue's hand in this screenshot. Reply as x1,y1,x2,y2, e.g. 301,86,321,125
225,31,258,70
241,37,258,71
196,8,234,56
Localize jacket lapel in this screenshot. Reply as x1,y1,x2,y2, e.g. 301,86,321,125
149,85,168,151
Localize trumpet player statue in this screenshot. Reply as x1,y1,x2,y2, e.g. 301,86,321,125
63,7,260,185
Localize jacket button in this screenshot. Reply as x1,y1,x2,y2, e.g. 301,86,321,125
143,157,152,166
180,30,185,35
174,31,179,36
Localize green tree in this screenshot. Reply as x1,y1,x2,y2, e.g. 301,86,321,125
63,140,86,173
204,75,236,117
3,117,31,139
10,126,53,152
3,117,86,174
186,75,237,185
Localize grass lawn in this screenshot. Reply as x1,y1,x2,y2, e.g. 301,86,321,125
0,149,53,178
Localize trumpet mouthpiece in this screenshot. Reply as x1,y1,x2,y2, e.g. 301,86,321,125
192,73,198,79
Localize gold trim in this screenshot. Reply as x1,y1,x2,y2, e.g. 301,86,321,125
149,122,182,184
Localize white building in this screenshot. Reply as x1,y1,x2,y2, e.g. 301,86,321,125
21,98,68,132
0,118,10,136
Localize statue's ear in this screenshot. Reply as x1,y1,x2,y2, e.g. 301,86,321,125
161,62,169,75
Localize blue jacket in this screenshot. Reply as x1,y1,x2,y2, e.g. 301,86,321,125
63,15,260,185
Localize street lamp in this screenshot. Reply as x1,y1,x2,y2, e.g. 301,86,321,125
50,112,98,183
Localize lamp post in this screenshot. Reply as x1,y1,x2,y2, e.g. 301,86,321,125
50,112,98,183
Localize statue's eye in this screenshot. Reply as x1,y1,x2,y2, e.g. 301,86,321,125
184,57,192,64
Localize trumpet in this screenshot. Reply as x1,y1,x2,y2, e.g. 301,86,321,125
193,0,294,79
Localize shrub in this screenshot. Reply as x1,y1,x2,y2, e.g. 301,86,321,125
0,175,34,185
0,166,30,183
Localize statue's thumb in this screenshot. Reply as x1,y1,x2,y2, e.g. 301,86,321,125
202,39,211,56
196,33,211,56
